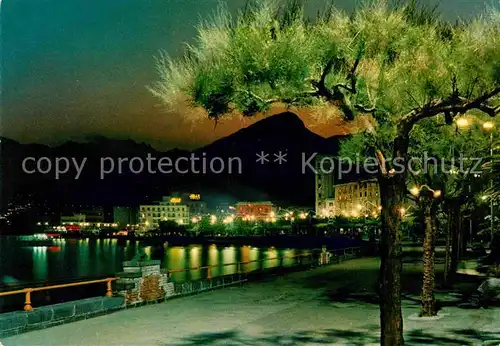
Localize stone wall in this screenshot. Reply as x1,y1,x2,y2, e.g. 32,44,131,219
115,260,169,306
0,246,367,338
0,296,124,338
166,274,246,298
115,247,366,304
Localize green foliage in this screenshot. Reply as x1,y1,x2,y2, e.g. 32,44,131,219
339,133,365,158
159,220,181,231
406,114,497,238
408,115,495,200
150,0,500,158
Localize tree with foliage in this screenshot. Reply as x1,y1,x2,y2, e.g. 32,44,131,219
192,216,225,236
411,116,495,292
159,220,185,234
408,114,494,315
150,1,500,344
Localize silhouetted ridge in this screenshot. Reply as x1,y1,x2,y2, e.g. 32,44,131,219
243,111,305,132
1,112,353,207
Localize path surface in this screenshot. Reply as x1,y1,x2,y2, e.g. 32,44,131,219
2,257,500,345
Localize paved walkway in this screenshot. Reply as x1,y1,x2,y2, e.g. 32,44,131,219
2,258,500,345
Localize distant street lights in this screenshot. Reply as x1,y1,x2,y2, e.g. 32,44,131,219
223,215,234,224
356,200,381,218
456,117,496,242
210,215,217,225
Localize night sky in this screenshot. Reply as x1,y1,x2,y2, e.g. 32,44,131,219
1,0,497,150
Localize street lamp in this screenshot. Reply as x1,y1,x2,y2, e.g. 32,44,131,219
483,121,495,131
410,186,420,196
409,185,441,238
456,118,495,242
410,184,442,199
483,121,495,242
456,117,469,128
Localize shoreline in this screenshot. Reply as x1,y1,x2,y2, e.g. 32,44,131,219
70,234,370,250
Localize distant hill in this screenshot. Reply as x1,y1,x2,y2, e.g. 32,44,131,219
195,112,345,204
0,112,346,209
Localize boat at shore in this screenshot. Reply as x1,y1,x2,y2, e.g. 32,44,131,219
18,233,61,247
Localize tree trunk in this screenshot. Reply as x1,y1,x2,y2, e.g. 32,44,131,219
420,203,437,317
378,177,404,346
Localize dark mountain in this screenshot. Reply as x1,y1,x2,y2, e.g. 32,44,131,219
0,112,346,209
195,112,345,204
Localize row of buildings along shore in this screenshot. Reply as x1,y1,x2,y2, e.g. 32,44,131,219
38,156,384,232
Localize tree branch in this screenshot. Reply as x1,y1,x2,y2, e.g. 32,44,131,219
237,89,280,104
444,111,454,125
390,87,499,171
400,86,500,134
319,57,336,88
477,103,500,117
376,150,388,176
354,104,376,113
406,193,417,202
309,56,378,120
334,56,361,94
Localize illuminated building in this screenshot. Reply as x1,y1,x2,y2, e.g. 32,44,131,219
333,179,380,217
139,196,189,229
318,198,337,218
314,152,381,217
236,201,274,221
315,155,335,216
172,192,207,217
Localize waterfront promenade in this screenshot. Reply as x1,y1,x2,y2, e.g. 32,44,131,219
3,257,500,345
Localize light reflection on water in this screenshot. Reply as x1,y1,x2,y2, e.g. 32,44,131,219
189,246,202,281
0,237,309,285
32,246,47,281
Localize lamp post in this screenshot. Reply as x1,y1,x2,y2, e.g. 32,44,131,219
456,118,495,243
410,185,441,197
483,121,495,242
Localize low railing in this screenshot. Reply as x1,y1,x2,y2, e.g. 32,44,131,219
166,246,364,281
0,246,364,313
167,252,311,280
0,277,119,312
